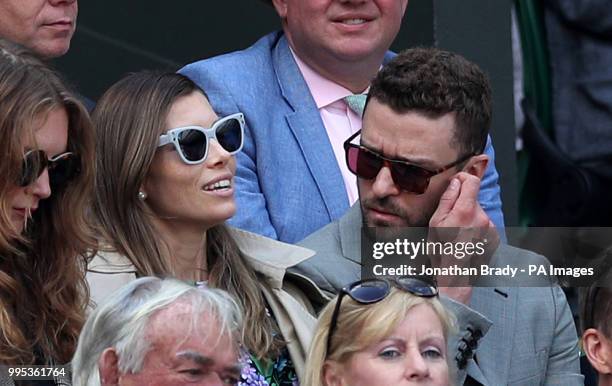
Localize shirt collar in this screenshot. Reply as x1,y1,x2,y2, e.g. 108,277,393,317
291,48,364,109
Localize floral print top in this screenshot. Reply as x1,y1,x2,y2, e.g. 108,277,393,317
192,281,299,386
238,347,299,386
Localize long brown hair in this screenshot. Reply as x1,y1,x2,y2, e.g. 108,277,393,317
0,40,95,364
93,71,282,359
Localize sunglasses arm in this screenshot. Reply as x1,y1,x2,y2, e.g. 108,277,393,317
158,134,173,147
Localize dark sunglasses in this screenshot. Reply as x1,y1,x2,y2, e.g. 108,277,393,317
19,150,80,188
344,130,475,194
326,277,438,357
157,113,245,165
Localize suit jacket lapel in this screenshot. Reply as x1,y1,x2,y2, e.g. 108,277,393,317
271,35,349,220
466,358,491,385
470,286,515,385
339,204,364,265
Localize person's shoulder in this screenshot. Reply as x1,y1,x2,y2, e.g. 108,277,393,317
86,249,137,310
294,214,360,294
87,248,136,274
495,243,551,266
298,217,342,252
180,31,282,77
299,204,360,253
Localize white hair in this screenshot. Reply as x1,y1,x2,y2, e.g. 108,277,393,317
71,277,243,386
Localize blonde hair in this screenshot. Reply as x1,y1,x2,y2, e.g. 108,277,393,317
0,39,95,364
304,288,455,386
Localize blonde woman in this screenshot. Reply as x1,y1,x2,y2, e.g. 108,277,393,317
305,277,455,386
87,71,326,385
0,40,95,384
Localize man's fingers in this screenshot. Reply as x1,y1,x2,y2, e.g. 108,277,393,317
431,177,461,223
453,172,481,215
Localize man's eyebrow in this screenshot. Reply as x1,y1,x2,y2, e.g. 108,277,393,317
359,140,437,168
226,363,243,375
176,351,214,366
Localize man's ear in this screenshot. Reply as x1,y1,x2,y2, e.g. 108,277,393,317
271,0,288,18
323,360,345,386
583,328,612,375
463,154,489,180
99,348,121,386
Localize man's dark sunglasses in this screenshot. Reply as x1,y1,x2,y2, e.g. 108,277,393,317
344,130,475,194
19,150,80,188
326,277,438,357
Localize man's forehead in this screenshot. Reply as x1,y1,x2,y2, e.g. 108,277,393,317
361,103,458,166
145,302,214,341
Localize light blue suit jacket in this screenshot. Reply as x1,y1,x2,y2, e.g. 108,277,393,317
294,204,583,386
180,31,505,243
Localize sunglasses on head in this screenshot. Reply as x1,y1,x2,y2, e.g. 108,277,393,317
158,113,245,165
344,130,475,194
326,276,438,357
19,150,80,188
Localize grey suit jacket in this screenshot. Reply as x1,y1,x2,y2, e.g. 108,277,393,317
293,204,583,386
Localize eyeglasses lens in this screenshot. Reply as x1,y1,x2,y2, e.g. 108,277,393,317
349,280,390,303
177,129,208,162
347,146,431,194
20,151,80,188
49,153,80,188
396,276,438,297
216,118,243,153
19,150,46,187
348,146,380,179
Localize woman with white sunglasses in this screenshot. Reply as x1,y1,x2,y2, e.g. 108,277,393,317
87,71,326,386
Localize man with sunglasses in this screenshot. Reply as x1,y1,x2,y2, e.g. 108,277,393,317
294,47,582,385
179,0,505,244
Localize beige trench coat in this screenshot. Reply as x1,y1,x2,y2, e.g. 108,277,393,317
86,227,329,380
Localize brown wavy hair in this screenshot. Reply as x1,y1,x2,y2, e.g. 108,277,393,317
93,71,283,359
0,40,95,364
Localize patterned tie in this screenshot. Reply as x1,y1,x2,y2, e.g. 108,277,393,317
344,93,368,117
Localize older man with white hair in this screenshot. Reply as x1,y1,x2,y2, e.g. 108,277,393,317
71,277,243,386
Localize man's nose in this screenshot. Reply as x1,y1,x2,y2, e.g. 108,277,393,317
370,164,400,198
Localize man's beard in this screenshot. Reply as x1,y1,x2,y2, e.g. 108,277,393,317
360,195,432,239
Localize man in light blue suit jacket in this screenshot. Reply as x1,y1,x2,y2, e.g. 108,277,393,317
180,1,504,243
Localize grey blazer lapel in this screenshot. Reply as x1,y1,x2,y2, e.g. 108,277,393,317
339,204,364,265
271,35,349,220
470,286,516,385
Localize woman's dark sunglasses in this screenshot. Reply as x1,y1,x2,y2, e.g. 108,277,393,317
326,277,438,357
19,150,80,188
157,113,245,165
344,130,475,194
